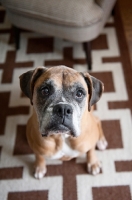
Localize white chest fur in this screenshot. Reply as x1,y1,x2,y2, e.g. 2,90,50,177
49,135,80,160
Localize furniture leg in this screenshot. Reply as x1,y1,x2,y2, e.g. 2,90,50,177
13,26,20,50
83,41,92,71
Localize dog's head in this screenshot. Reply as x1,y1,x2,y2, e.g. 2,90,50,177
19,65,103,137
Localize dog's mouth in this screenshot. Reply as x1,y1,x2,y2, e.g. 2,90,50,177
41,124,76,137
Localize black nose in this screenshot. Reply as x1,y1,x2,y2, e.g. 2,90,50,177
53,104,73,118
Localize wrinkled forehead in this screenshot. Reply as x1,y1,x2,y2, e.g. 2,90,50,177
35,66,87,90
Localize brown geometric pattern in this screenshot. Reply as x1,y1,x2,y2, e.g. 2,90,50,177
27,37,54,54
92,186,131,200
8,190,48,200
0,92,29,135
0,167,23,180
13,125,33,155
0,51,33,83
115,160,132,172
0,2,132,200
101,120,123,149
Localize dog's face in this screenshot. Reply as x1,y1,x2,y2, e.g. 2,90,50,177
20,65,103,137
32,66,88,137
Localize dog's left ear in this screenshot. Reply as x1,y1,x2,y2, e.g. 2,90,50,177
19,66,48,105
81,72,104,111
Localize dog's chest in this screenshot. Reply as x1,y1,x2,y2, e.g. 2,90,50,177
50,135,80,159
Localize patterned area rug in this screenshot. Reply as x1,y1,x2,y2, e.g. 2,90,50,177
0,3,132,200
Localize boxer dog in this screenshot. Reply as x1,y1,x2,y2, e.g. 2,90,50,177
19,65,107,179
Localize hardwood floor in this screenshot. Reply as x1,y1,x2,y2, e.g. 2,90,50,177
118,0,132,66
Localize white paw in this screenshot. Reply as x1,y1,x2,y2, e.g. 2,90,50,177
87,161,101,175
34,166,47,179
96,137,108,150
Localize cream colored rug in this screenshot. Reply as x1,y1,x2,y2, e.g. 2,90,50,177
0,3,132,200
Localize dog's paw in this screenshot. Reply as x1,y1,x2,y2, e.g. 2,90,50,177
87,161,101,175
96,137,108,151
34,166,47,179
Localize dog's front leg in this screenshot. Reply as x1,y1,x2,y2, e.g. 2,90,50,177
34,154,47,179
87,148,101,176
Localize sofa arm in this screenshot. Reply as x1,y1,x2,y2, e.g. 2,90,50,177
95,0,116,10
95,0,116,26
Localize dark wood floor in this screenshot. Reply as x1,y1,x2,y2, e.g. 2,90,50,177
118,0,132,66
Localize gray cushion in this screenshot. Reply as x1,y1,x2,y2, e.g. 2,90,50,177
2,0,103,27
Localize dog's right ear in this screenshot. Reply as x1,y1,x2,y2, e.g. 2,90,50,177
19,66,47,105
81,72,104,111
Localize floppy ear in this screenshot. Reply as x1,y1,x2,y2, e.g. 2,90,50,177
19,66,47,105
81,72,104,111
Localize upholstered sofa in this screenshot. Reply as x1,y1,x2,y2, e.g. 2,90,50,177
1,0,116,70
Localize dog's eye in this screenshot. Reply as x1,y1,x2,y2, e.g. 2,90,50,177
76,90,84,98
41,87,50,96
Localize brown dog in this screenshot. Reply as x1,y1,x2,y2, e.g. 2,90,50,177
19,65,107,179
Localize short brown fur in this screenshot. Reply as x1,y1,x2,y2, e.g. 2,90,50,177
20,65,107,178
